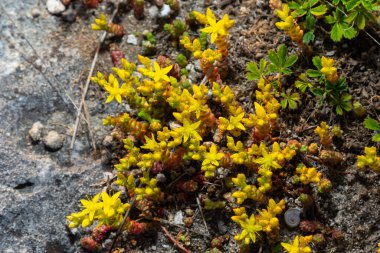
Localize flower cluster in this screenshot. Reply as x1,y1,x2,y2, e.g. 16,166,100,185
67,192,130,228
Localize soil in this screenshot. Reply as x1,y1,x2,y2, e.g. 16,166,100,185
1,0,379,253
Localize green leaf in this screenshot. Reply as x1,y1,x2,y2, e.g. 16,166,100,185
324,15,336,24
288,1,301,9
246,62,260,80
307,69,321,78
278,44,287,66
268,64,279,73
280,98,288,109
288,99,298,109
345,11,358,24
331,23,343,42
312,56,322,69
303,31,315,44
259,59,267,72
345,0,361,11
295,80,312,92
306,14,316,30
340,100,352,111
311,87,324,97
285,54,298,67
311,5,327,16
343,25,358,39
364,117,380,131
292,9,308,17
268,50,280,67
356,13,366,30
361,0,373,10
336,105,343,115
372,133,380,142
332,0,340,4
309,0,319,7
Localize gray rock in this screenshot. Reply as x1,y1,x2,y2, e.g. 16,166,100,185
29,121,44,142
43,131,64,151
46,0,66,15
127,34,138,46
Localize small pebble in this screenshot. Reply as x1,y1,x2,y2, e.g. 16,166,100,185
159,4,171,18
43,131,64,151
284,208,302,228
102,135,113,147
156,173,166,183
148,5,159,19
174,211,184,225
46,0,66,15
29,121,44,142
127,34,138,46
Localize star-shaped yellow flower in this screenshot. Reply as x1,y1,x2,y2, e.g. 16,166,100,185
151,61,173,83
104,74,127,103
174,118,202,143
200,8,227,43
202,144,224,166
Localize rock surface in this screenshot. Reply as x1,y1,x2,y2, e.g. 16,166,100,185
0,1,106,252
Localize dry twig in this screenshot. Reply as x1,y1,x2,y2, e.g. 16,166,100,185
160,225,191,253
70,2,121,150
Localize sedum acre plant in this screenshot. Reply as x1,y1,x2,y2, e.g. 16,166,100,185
67,7,345,253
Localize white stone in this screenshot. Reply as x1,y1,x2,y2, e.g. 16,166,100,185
173,211,184,225
127,34,138,46
46,0,66,15
159,4,171,18
148,5,159,19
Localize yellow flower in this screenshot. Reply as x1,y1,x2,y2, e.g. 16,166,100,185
201,8,227,43
104,74,128,103
320,56,336,76
276,4,290,21
233,214,263,245
254,144,282,170
228,113,246,131
80,193,102,223
203,144,224,167
174,118,202,143
91,13,108,31
151,61,173,83
281,235,312,253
